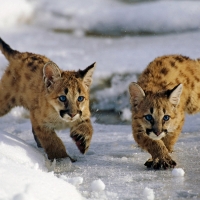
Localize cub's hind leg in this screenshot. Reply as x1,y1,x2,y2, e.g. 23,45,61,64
0,84,17,116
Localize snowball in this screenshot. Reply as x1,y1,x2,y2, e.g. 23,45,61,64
143,187,155,200
172,168,185,177
91,179,106,192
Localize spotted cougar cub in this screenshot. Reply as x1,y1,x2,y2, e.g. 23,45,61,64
129,55,200,169
0,38,95,161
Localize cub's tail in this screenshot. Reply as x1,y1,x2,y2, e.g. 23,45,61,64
0,38,19,62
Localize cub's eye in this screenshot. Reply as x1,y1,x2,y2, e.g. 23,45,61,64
59,95,67,102
77,96,84,102
144,114,153,121
163,115,170,121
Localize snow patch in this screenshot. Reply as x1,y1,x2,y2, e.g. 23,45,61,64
121,108,132,121
143,187,155,200
0,0,34,28
60,176,83,186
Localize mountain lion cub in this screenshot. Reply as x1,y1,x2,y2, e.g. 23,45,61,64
129,55,200,169
0,38,95,162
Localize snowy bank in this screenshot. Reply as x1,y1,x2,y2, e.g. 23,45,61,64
1,0,200,36
0,131,83,200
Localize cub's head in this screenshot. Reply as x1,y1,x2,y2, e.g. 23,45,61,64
129,83,183,140
43,62,96,123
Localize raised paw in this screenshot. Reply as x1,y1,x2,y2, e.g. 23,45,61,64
71,133,88,154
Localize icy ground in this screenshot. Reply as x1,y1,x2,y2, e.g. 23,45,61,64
0,109,200,199
1,0,200,199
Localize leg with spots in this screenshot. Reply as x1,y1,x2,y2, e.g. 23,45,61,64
31,119,75,162
0,83,16,116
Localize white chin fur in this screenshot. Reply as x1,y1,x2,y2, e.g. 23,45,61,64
63,113,80,122
149,132,166,140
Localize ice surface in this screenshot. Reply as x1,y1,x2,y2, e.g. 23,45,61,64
172,168,185,177
0,109,200,199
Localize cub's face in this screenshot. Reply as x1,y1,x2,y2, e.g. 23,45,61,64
133,94,177,140
43,62,95,123
129,83,183,140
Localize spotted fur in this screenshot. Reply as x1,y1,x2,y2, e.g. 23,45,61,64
0,38,96,161
129,55,200,169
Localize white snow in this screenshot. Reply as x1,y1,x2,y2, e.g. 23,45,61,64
61,176,84,186
0,0,200,199
0,0,34,29
121,108,132,121
0,131,83,200
143,187,155,200
172,168,185,177
91,179,106,192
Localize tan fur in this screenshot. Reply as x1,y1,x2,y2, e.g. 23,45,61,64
0,38,95,161
129,55,200,169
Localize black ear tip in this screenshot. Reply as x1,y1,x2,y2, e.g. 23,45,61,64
88,62,96,69
78,62,96,78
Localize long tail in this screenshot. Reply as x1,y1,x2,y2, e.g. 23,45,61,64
0,38,19,62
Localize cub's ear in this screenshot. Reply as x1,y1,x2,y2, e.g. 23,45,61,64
167,84,183,106
43,62,61,88
129,82,145,108
78,62,96,89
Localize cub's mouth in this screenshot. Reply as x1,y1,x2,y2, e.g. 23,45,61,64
146,128,168,140
59,110,82,121
60,110,69,118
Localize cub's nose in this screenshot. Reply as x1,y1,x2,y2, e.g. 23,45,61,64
67,113,76,118
60,109,77,118
154,132,162,136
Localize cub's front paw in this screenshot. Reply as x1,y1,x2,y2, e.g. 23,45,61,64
70,123,92,154
144,158,153,168
71,133,87,154
145,157,176,170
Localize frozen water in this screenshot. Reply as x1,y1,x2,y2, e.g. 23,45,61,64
0,109,200,199
172,168,185,177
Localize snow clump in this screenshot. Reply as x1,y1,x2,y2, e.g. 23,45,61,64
91,179,106,192
172,168,185,177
